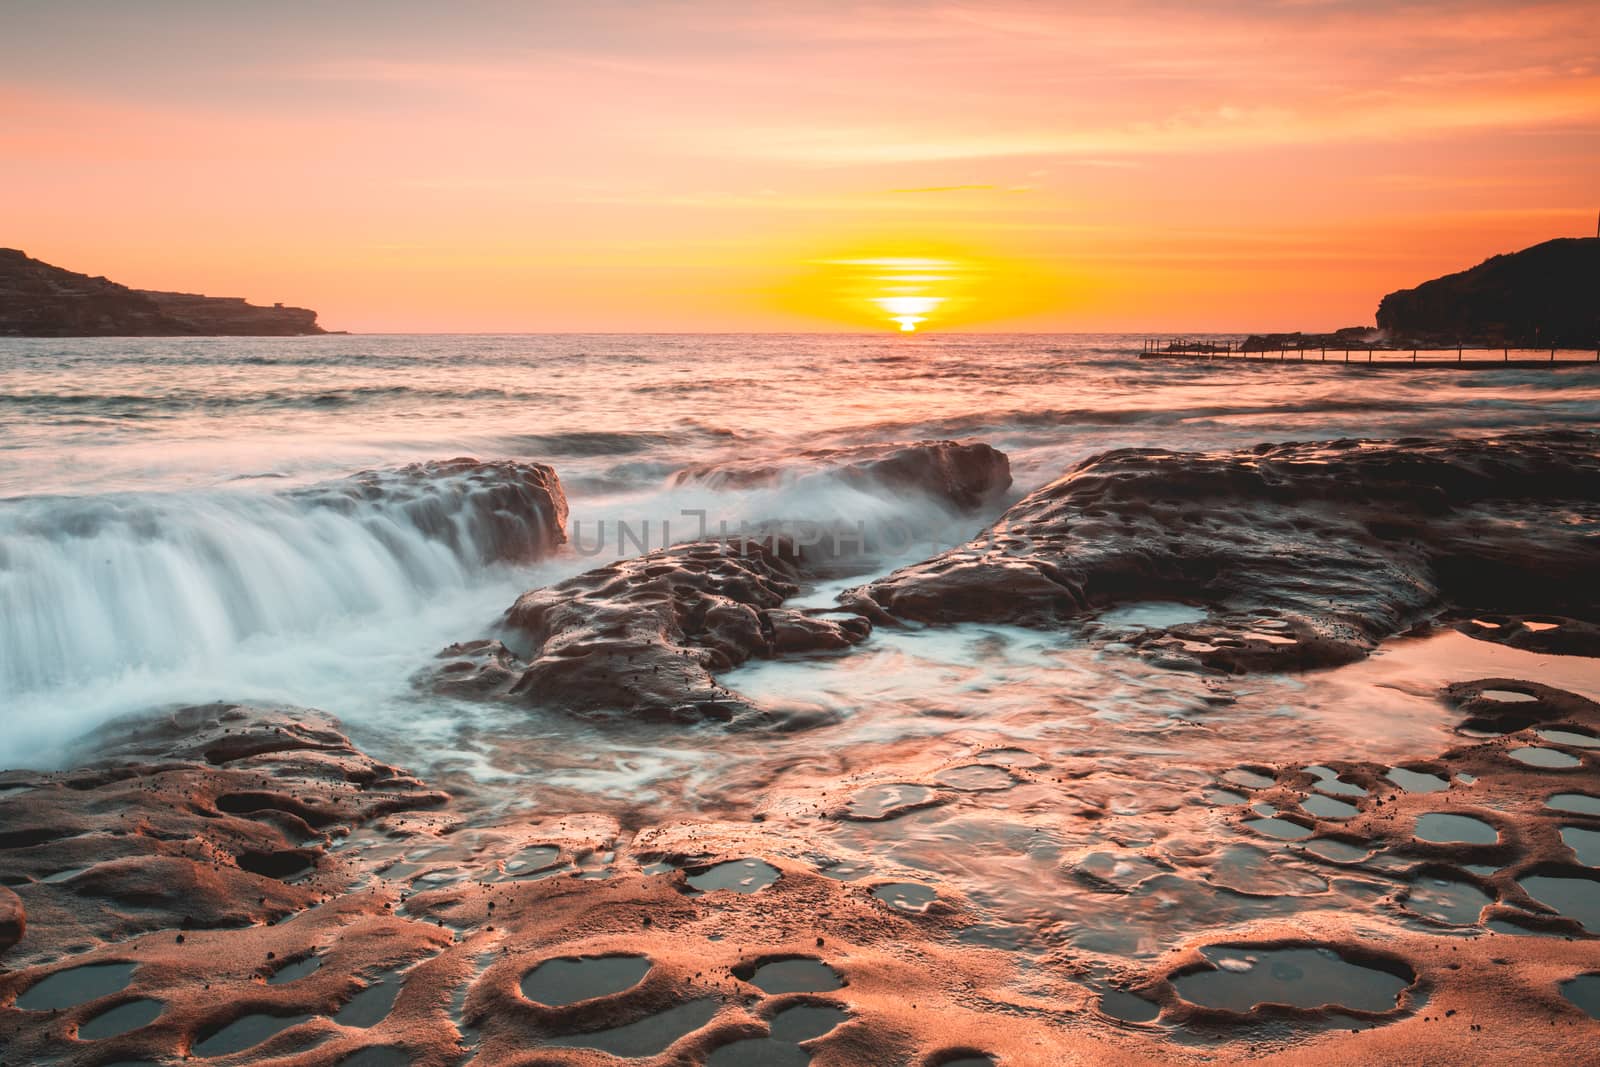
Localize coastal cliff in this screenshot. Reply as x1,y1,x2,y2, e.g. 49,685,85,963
0,248,329,336
1376,237,1598,348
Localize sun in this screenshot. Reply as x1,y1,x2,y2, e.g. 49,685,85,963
876,293,943,331
820,255,965,332
768,240,1063,332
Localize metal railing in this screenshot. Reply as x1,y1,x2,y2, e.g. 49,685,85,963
1140,338,1600,366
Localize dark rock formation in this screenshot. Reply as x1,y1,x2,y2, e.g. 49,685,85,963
1452,614,1600,658
674,439,1013,512
0,248,329,336
138,289,323,336
433,540,871,724
1239,327,1383,352
0,705,446,964
0,886,22,956
292,457,569,564
1376,237,1599,348
845,430,1600,672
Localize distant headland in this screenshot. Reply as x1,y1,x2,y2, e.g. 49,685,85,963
1233,236,1598,353
0,249,335,337
1376,236,1597,348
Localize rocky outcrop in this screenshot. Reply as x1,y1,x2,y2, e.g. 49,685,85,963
0,886,22,956
845,430,1600,672
674,439,1012,512
292,457,570,564
138,289,323,335
1238,327,1383,352
1452,613,1600,658
0,704,447,964
433,540,871,724
1376,237,1599,348
0,248,329,336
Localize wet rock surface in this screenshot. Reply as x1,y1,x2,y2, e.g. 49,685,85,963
0,887,23,957
0,705,447,966
673,438,1013,513
1452,613,1600,657
292,457,569,565
432,540,871,724
1202,679,1599,941
5,659,1600,1064
8,433,1600,1065
847,430,1600,672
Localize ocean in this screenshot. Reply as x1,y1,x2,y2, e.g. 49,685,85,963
5,333,1600,1059
4,332,1597,770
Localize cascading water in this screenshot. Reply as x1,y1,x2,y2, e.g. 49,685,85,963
0,459,567,761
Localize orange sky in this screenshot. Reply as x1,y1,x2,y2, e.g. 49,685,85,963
3,1,1597,333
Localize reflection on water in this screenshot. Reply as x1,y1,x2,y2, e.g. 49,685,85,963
686,858,780,893
543,998,719,1056
77,998,165,1040
1174,946,1410,1013
16,962,138,1011
1404,877,1492,926
192,1011,313,1057
745,959,844,995
1414,813,1499,845
337,625,1564,981
521,955,653,1006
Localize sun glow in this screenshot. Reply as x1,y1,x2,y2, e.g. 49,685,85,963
816,255,963,332
769,242,1065,332
876,294,943,331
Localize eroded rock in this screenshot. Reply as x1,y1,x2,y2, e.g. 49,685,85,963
1210,679,1599,938
675,438,1012,513
0,704,447,962
0,886,22,955
847,430,1600,671
291,457,569,564
1452,613,1600,657
433,540,871,723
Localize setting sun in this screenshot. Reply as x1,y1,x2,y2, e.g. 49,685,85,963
769,246,1066,332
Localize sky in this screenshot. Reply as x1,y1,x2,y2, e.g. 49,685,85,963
2,1,1597,333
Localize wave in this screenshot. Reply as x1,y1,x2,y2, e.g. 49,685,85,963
0,459,564,697
831,391,1600,447
0,385,536,417
830,399,1435,442
492,426,742,458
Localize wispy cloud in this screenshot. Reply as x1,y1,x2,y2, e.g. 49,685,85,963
888,184,1000,193
1,0,1594,330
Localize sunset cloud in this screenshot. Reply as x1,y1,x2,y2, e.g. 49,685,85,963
1,0,1595,331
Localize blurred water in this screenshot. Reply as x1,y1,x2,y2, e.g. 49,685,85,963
2,333,1596,765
